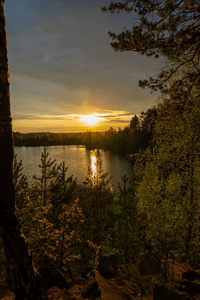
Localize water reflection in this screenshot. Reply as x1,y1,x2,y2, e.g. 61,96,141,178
90,151,97,176
14,145,133,187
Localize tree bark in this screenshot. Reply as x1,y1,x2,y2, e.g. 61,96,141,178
185,147,195,257
0,1,40,298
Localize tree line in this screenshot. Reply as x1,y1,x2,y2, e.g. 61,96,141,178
14,107,157,156
84,107,157,154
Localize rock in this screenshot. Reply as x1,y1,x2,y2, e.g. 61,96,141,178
181,280,200,295
153,283,192,300
68,283,87,300
56,289,72,300
46,286,72,300
83,271,135,300
82,280,101,299
71,277,87,286
97,255,120,279
138,253,163,276
46,286,61,299
182,270,200,281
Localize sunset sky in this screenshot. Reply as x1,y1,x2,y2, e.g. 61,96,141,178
5,0,162,133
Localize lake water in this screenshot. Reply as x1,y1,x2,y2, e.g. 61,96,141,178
14,145,133,189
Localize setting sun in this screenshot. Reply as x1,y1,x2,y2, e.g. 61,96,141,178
80,114,100,126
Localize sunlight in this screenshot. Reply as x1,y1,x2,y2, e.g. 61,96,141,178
80,114,100,126
91,152,97,175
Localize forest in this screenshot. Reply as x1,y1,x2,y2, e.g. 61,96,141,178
1,0,200,299
13,107,157,155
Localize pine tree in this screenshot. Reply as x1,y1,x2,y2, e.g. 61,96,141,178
135,88,200,263
13,155,28,210
102,0,200,93
33,147,57,206
49,161,77,228
33,148,57,268
85,149,112,247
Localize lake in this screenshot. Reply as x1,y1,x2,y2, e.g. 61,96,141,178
14,145,133,189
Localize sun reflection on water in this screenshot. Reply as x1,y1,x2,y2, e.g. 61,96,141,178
91,151,97,176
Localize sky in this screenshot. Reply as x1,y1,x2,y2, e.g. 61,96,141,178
5,0,162,133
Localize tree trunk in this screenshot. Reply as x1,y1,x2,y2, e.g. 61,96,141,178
185,150,194,257
0,1,40,298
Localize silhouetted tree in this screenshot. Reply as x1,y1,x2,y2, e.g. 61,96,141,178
0,1,40,298
103,0,200,95
86,149,112,246
130,115,139,131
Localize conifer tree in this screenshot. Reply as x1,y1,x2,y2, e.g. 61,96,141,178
85,149,112,247
33,147,57,206
33,148,57,268
136,88,200,262
103,0,200,93
118,174,132,264
115,174,142,264
51,162,76,204
13,155,28,210
47,199,84,275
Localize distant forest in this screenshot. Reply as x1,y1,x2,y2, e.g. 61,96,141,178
14,107,157,155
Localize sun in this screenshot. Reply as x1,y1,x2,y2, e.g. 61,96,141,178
80,114,100,126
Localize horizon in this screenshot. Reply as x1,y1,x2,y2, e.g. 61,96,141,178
13,129,107,134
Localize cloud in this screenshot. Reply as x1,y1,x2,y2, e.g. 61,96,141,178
13,114,78,121
13,110,133,122
6,0,161,133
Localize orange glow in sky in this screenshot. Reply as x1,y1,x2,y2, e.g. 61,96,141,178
12,111,136,133
80,114,101,126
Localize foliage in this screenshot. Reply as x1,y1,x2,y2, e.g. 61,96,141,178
44,200,84,271
102,0,200,273
84,149,114,247
15,150,82,274
102,0,200,94
13,154,28,193
33,147,57,205
13,132,85,147
104,174,147,267
49,161,77,227
6,1,200,295
16,192,53,268
12,131,200,294
84,109,158,154
135,89,200,263
116,174,138,264
13,155,28,209
86,149,111,189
